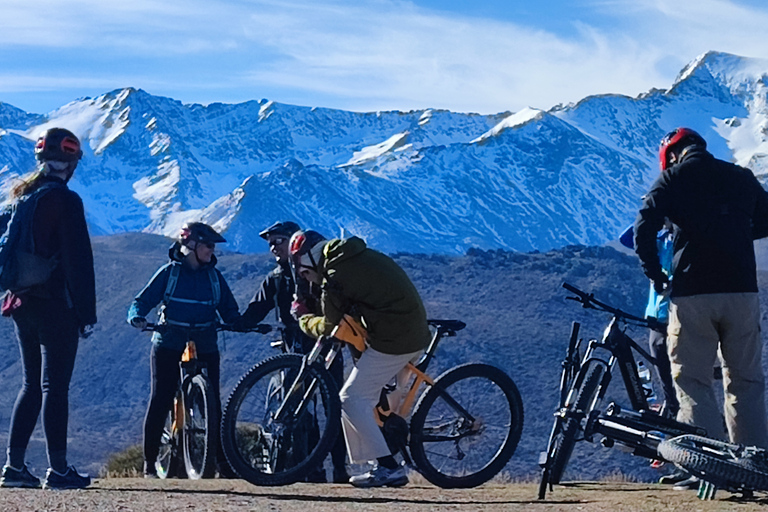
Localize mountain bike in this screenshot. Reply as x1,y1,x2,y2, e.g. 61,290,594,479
538,283,707,499
144,322,266,479
221,319,524,488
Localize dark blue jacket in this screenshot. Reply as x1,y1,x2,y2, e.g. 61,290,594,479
128,248,240,353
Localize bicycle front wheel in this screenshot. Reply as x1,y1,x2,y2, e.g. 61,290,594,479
183,374,217,479
546,362,604,486
409,363,524,488
221,354,341,486
658,435,768,491
156,392,186,479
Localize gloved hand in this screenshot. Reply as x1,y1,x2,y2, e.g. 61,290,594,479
129,316,148,330
290,299,311,320
254,324,273,334
652,274,670,295
80,324,95,339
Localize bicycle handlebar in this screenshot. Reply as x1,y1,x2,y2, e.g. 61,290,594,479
141,322,272,334
561,282,658,328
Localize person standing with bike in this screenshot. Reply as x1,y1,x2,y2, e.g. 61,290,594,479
0,128,96,490
289,231,431,488
635,128,768,455
127,222,241,478
236,221,348,483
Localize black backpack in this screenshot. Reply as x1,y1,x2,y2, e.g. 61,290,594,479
0,182,64,292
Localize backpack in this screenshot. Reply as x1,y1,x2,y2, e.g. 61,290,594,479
0,182,64,292
157,262,222,328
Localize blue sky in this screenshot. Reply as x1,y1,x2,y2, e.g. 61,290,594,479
1,0,768,115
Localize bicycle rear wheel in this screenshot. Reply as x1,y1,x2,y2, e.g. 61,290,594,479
409,363,524,488
220,354,341,486
156,393,186,479
183,374,217,479
544,362,604,487
658,435,768,491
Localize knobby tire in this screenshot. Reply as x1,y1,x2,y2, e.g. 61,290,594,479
183,374,217,479
546,362,604,486
658,435,768,491
220,354,341,486
409,363,524,488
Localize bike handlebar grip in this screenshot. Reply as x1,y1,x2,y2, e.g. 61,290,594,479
562,282,584,296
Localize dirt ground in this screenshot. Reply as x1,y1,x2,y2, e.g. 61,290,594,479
0,479,765,512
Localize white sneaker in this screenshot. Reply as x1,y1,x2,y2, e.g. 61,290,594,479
349,465,408,488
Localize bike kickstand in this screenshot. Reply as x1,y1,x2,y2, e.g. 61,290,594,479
697,480,717,500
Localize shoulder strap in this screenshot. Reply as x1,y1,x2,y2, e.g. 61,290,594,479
162,263,181,306
208,268,221,307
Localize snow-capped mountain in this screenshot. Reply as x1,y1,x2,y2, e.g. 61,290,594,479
1,51,768,254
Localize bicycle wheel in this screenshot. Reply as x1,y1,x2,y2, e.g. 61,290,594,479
183,374,217,479
220,354,341,486
409,363,524,488
546,362,604,486
156,393,186,479
658,435,768,491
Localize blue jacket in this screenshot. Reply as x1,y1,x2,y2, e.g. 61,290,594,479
128,249,240,353
620,226,673,322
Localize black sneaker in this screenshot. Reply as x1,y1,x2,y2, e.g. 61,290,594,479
43,466,91,490
0,464,41,488
673,476,701,491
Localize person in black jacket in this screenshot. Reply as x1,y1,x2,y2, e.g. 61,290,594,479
0,128,95,489
634,128,768,454
237,221,348,483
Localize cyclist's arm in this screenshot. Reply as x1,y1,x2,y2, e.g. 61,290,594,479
297,286,344,338
635,178,671,282
239,274,276,327
216,271,242,325
127,265,170,322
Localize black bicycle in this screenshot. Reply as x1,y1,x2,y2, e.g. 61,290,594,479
221,319,524,488
538,283,707,499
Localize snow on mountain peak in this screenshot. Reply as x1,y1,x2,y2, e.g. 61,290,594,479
2,53,768,255
471,107,544,143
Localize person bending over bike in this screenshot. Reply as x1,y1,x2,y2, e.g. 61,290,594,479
288,230,431,488
127,222,241,478
236,221,348,483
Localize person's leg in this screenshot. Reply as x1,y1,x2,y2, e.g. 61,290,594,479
5,307,43,470
648,326,679,417
143,346,182,471
39,313,79,473
328,351,348,481
668,295,726,439
339,348,420,464
718,293,768,448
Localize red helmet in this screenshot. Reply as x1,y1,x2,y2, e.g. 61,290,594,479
658,127,706,171
34,128,83,163
289,230,327,270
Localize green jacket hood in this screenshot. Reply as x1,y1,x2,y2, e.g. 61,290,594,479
322,236,367,270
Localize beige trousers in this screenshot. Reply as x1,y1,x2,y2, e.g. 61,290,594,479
338,348,422,463
668,293,768,448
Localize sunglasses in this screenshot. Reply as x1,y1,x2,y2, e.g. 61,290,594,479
201,242,216,250
269,237,288,247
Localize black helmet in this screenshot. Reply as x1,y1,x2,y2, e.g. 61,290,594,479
289,230,327,270
34,128,83,163
259,221,301,240
658,127,706,171
179,222,227,246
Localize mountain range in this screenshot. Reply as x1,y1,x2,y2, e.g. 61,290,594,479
2,51,768,254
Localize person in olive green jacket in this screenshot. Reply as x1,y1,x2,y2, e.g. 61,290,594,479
289,232,431,488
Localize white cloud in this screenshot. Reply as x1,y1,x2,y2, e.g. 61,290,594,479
1,0,767,114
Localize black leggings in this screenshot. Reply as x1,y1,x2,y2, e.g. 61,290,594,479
7,296,79,471
143,345,221,466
